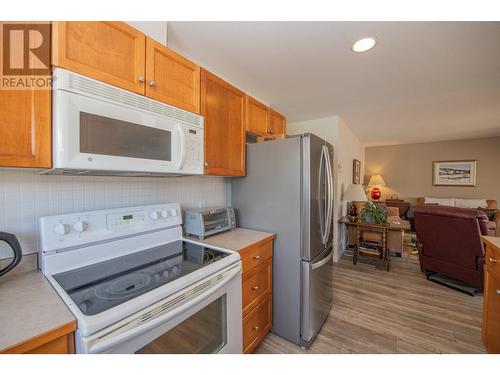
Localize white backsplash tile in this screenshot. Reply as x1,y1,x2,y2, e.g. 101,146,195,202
0,169,227,257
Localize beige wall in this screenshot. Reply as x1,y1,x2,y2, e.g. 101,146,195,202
364,136,500,205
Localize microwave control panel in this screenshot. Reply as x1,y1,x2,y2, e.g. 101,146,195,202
183,126,204,174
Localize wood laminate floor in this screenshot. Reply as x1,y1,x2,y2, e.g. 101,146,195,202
255,251,485,354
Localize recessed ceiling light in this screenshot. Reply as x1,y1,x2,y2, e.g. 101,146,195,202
352,37,377,53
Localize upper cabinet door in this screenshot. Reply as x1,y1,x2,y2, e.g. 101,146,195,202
269,109,286,136
0,90,51,168
145,38,200,114
52,22,146,94
246,96,270,137
0,21,51,168
201,69,246,176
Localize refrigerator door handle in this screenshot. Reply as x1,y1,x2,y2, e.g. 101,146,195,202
324,146,334,245
311,247,334,270
318,147,326,244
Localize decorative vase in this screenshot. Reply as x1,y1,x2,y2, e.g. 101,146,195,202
371,187,381,200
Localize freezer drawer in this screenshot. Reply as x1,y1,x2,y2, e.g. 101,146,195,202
300,246,333,346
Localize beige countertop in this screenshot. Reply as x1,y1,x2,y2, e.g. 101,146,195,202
186,228,275,252
0,256,75,352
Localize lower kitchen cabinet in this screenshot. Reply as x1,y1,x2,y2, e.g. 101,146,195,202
243,294,272,353
1,321,76,354
239,238,274,353
482,237,500,353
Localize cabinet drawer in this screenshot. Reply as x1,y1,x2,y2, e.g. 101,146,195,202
240,240,273,274
485,246,500,276
243,294,272,353
242,258,272,316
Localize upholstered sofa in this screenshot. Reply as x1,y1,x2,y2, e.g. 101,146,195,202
416,197,500,237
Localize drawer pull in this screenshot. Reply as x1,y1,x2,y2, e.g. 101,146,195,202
253,255,261,260
253,326,260,331
489,257,498,263
497,290,500,295
252,286,259,291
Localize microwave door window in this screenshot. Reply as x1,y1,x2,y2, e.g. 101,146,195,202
80,112,172,161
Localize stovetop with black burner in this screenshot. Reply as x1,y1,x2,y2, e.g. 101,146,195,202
53,241,228,316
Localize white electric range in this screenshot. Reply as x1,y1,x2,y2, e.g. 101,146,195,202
39,203,242,354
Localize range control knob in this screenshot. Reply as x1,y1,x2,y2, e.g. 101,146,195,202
54,223,70,235
73,221,88,233
160,210,169,218
170,209,178,217
150,211,159,220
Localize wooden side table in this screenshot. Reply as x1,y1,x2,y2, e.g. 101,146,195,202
340,219,410,271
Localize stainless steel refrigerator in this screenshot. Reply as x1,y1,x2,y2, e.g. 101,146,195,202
231,133,334,348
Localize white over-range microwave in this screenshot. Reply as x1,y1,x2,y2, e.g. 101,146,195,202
43,68,204,177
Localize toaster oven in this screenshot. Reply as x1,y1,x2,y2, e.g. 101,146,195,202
183,208,236,239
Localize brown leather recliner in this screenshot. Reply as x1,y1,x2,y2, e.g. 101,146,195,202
413,205,489,290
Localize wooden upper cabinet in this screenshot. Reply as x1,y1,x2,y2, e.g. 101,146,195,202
0,21,51,168
201,69,246,176
246,96,270,136
52,21,146,94
0,89,51,168
269,109,286,136
145,38,200,114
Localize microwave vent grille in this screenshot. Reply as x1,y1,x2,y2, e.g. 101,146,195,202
66,73,203,128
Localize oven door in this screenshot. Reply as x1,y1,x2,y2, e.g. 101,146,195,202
53,89,188,173
80,263,242,354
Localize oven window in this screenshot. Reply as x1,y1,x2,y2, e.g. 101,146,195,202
80,112,172,161
136,295,227,354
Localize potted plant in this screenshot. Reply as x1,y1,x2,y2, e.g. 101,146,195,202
360,202,389,225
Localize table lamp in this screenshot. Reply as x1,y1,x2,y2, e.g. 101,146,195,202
343,184,368,222
368,174,386,201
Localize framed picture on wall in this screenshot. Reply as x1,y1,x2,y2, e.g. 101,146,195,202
352,159,361,184
432,160,477,187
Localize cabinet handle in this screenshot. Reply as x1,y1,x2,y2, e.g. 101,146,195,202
149,80,157,88
253,326,260,331
497,290,500,295
267,129,274,134
253,255,261,260
489,257,498,263
252,285,259,291
204,162,208,167
137,76,145,83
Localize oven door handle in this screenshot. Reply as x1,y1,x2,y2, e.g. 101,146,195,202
87,264,241,354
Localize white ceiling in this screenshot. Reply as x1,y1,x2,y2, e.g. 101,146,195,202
167,22,500,146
